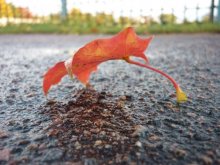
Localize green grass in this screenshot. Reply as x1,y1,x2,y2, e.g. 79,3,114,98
0,22,220,34
147,23,220,34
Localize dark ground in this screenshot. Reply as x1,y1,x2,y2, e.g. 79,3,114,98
0,34,220,165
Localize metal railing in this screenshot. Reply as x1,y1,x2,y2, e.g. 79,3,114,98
0,0,219,26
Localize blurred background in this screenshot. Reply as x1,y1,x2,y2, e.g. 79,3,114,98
0,0,220,34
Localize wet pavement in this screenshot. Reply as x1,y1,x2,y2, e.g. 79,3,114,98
0,34,220,165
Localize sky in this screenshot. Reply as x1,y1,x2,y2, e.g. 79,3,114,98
6,0,218,22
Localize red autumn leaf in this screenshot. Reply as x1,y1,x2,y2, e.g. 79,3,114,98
43,27,152,93
43,27,187,103
70,27,152,84
43,61,67,95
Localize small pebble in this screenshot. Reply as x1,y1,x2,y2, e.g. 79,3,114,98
135,141,142,148
38,144,46,150
90,128,100,133
100,131,106,136
148,134,160,141
0,149,10,161
75,142,81,150
187,112,197,118
83,130,91,136
18,140,30,145
94,140,102,146
0,130,9,138
132,125,147,137
71,135,78,142
119,96,127,101
173,148,187,158
200,155,212,165
27,144,38,151
111,132,116,136
105,144,112,149
43,148,64,162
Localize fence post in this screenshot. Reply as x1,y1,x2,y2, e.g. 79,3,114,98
183,6,187,23
171,8,174,24
196,4,199,23
160,8,163,24
217,0,220,22
210,0,215,22
161,7,164,16
61,0,67,21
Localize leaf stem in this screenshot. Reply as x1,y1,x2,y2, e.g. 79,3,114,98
126,59,179,89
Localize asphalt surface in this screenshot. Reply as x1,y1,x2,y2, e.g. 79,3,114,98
0,34,220,165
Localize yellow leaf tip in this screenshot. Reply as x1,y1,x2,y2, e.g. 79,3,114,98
176,87,187,103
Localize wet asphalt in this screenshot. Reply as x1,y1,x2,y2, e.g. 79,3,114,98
0,34,220,164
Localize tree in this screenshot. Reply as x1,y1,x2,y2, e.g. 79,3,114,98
202,14,210,23
159,13,177,25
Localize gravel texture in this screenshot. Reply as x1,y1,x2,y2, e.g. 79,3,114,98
0,34,220,165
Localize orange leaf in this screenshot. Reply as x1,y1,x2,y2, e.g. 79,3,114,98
42,27,187,103
71,27,153,84
43,61,67,95
43,27,152,94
